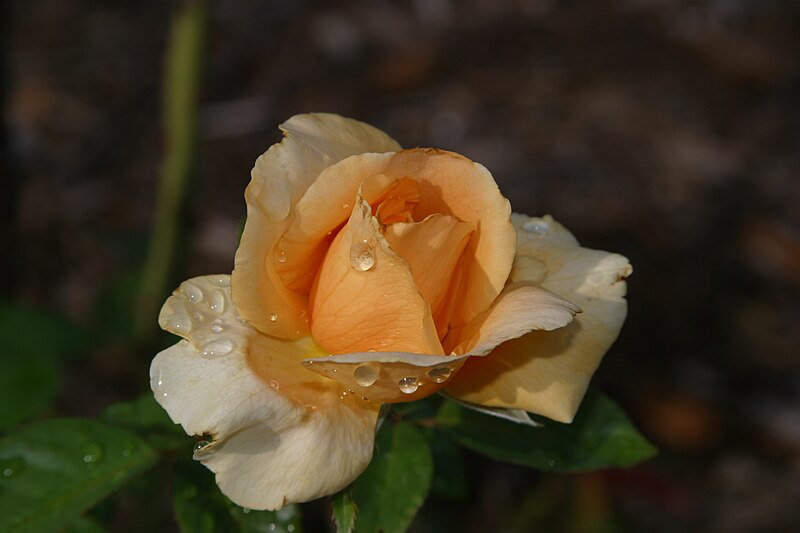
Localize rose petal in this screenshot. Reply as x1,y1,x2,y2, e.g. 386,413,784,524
152,341,378,510
303,351,468,403
445,215,631,423
384,149,516,328
384,214,474,338
309,196,443,356
232,114,401,338
447,282,581,356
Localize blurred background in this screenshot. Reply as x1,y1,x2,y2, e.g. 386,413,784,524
2,0,799,531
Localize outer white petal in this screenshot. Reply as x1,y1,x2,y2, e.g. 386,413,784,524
232,114,401,338
152,275,379,510
445,215,631,423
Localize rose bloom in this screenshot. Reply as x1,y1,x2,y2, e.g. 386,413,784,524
151,113,631,510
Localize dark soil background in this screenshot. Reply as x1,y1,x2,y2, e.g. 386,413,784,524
3,0,800,531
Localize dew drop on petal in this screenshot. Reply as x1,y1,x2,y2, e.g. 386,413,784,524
193,440,210,453
210,324,224,334
522,220,548,235
192,311,204,322
208,290,226,313
202,338,234,358
181,281,204,303
350,239,375,271
269,313,278,322
164,303,192,334
354,363,379,387
275,250,288,264
268,380,280,390
398,377,419,394
427,366,452,384
213,276,230,287
342,202,350,210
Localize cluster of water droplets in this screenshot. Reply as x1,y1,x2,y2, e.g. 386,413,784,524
330,361,457,397
159,276,246,362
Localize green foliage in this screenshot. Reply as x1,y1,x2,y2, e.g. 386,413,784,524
0,302,90,431
0,419,158,533
342,421,433,533
331,488,357,533
436,389,657,472
173,459,303,533
100,393,187,451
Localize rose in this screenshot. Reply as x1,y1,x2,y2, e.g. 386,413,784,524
151,113,631,510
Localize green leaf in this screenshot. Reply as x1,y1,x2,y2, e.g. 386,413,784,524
0,302,89,360
0,356,56,431
100,393,187,451
350,422,433,533
0,419,159,533
331,488,357,533
437,389,657,472
173,459,303,533
427,430,468,500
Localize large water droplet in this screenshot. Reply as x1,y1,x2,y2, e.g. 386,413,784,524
354,364,379,387
350,239,375,272
522,220,549,235
193,440,210,453
427,366,452,384
208,290,226,313
163,302,192,334
398,377,419,394
0,456,25,478
181,281,204,303
202,338,234,358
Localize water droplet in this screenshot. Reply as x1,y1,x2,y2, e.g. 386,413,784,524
202,338,234,358
181,281,204,303
269,523,277,532
81,444,103,467
354,364,379,387
192,311,204,322
0,457,25,478
242,507,251,514
210,324,224,334
350,239,375,271
522,220,548,235
288,525,295,532
269,313,278,322
194,440,210,453
275,250,288,264
213,276,230,287
341,202,350,210
427,366,452,384
122,449,131,457
268,380,280,390
163,302,192,334
398,377,419,394
208,290,226,313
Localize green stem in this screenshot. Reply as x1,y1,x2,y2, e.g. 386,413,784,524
134,0,208,343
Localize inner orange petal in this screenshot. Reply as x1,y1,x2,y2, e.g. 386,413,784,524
370,177,420,224
384,214,474,340
309,198,443,356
